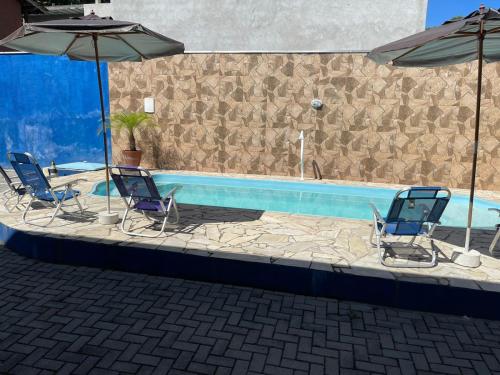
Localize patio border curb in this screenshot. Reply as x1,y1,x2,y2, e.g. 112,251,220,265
1,222,499,320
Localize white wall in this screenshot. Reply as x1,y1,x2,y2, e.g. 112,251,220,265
83,3,114,18
106,0,427,52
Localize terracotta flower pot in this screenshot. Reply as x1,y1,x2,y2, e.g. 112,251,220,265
122,150,142,166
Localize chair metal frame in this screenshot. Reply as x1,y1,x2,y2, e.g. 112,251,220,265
370,186,451,268
489,208,500,255
8,152,85,225
0,166,27,212
110,165,179,238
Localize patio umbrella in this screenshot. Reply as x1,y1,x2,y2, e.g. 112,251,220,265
367,5,499,259
0,13,184,222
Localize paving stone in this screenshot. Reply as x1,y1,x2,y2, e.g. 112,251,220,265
0,248,499,375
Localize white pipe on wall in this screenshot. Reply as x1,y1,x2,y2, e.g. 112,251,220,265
299,130,304,181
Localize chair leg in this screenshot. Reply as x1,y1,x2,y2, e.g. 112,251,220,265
19,191,83,226
376,235,385,264
22,198,62,226
429,239,438,267
73,194,84,213
407,236,416,246
167,198,179,224
120,205,132,234
381,236,437,268
3,193,15,212
119,196,179,238
121,210,168,238
2,190,25,213
15,194,27,211
490,229,500,255
370,223,375,245
47,200,64,225
156,216,169,237
21,196,35,224
65,187,84,213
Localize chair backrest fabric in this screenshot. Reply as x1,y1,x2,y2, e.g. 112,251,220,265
386,187,450,227
8,152,50,196
110,166,161,201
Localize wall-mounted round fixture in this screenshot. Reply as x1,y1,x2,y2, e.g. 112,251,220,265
311,98,323,110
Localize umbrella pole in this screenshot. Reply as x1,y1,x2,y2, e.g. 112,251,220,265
464,23,485,252
92,34,112,214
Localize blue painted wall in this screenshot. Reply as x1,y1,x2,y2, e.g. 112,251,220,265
0,54,109,167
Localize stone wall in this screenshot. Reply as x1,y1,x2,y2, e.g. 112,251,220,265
108,53,500,191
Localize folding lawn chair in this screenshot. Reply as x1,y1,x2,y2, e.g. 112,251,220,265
110,165,179,238
0,165,27,212
370,186,451,267
8,152,85,225
489,208,500,255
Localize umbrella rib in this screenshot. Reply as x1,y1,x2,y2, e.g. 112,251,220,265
392,44,426,62
442,34,477,40
113,34,148,60
453,26,500,36
443,27,500,39
62,34,82,55
486,26,500,34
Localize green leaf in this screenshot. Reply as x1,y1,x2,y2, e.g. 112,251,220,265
107,112,157,151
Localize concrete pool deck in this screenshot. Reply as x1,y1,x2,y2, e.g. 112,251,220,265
1,170,500,319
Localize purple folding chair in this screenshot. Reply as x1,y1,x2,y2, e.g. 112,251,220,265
110,166,179,238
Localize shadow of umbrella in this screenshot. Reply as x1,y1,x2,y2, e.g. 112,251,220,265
433,226,498,255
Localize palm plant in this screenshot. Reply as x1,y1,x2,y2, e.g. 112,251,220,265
109,112,155,151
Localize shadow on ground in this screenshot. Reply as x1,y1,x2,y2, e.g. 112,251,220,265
434,226,498,255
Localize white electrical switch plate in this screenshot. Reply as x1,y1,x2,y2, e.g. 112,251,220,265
144,97,155,113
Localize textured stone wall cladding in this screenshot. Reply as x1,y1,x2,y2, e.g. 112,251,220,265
108,53,500,191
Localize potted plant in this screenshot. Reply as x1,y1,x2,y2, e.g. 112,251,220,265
109,112,156,166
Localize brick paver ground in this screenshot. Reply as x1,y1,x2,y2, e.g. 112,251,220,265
1,247,500,375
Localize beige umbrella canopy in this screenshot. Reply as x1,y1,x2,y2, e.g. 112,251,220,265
0,13,184,218
368,5,500,256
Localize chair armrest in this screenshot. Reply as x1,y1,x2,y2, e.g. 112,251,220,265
162,186,177,200
369,203,385,223
489,208,500,216
51,178,87,190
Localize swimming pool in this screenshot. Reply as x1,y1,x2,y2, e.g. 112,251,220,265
91,174,500,228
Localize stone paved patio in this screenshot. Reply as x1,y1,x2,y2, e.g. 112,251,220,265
0,170,499,293
2,247,500,375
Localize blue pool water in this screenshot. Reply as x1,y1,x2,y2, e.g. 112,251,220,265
57,162,106,171
91,174,500,228
56,161,106,176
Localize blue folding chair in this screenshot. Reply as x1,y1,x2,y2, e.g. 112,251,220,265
370,186,451,267
8,152,85,225
489,208,500,255
110,166,179,238
0,165,27,212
